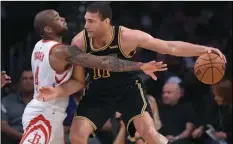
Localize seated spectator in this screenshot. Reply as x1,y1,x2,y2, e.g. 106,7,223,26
192,79,232,144
1,68,33,144
158,76,196,144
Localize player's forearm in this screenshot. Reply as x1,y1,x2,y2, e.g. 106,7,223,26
56,79,84,97
96,56,143,72
1,124,23,139
65,45,143,72
167,41,208,57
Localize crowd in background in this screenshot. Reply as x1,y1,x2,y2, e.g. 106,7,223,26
1,2,232,144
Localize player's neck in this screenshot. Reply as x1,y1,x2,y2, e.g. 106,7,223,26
43,35,62,43
22,92,33,104
94,25,113,45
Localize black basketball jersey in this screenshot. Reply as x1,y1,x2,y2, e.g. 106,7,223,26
84,26,139,86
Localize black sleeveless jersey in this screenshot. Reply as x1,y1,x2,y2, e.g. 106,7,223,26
84,26,140,87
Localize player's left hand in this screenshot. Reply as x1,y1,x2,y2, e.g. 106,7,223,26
37,86,58,101
206,47,227,63
140,61,167,80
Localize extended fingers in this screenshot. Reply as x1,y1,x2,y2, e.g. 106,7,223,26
147,72,157,80
155,67,168,71
209,48,227,63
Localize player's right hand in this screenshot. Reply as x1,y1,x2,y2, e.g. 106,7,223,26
206,47,227,63
37,86,58,101
140,61,167,80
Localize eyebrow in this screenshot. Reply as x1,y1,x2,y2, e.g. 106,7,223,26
54,13,59,17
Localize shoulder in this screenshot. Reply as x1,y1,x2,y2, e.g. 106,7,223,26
2,93,19,105
71,30,86,51
119,26,150,43
38,40,61,46
119,26,134,40
72,30,85,43
34,40,61,53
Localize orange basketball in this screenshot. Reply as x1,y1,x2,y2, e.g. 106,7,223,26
194,53,225,85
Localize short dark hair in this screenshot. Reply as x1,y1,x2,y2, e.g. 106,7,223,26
86,2,112,22
20,66,32,76
34,9,53,36
13,66,32,83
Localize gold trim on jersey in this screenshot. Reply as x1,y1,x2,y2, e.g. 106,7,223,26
93,68,111,80
126,80,147,139
83,30,87,53
74,116,97,138
90,26,115,52
118,26,136,58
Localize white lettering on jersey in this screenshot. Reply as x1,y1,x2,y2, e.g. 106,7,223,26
31,40,73,111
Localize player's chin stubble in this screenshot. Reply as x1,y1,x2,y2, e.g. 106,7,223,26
87,32,93,38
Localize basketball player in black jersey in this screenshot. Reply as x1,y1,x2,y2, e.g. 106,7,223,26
39,2,226,144
20,9,168,144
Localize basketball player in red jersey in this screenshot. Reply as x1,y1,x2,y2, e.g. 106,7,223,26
19,9,167,144
39,2,226,144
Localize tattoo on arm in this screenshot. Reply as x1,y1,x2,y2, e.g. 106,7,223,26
64,45,143,72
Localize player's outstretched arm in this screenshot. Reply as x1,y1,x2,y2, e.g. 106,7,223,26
51,44,163,72
125,27,226,62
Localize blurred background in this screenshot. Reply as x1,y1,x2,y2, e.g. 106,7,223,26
1,1,232,144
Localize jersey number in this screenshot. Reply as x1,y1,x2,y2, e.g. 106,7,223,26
93,68,110,79
35,66,40,91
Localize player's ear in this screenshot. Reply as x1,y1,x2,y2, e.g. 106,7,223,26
44,26,52,33
105,18,110,25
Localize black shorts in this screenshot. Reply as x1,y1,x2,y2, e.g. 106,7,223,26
75,79,153,138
